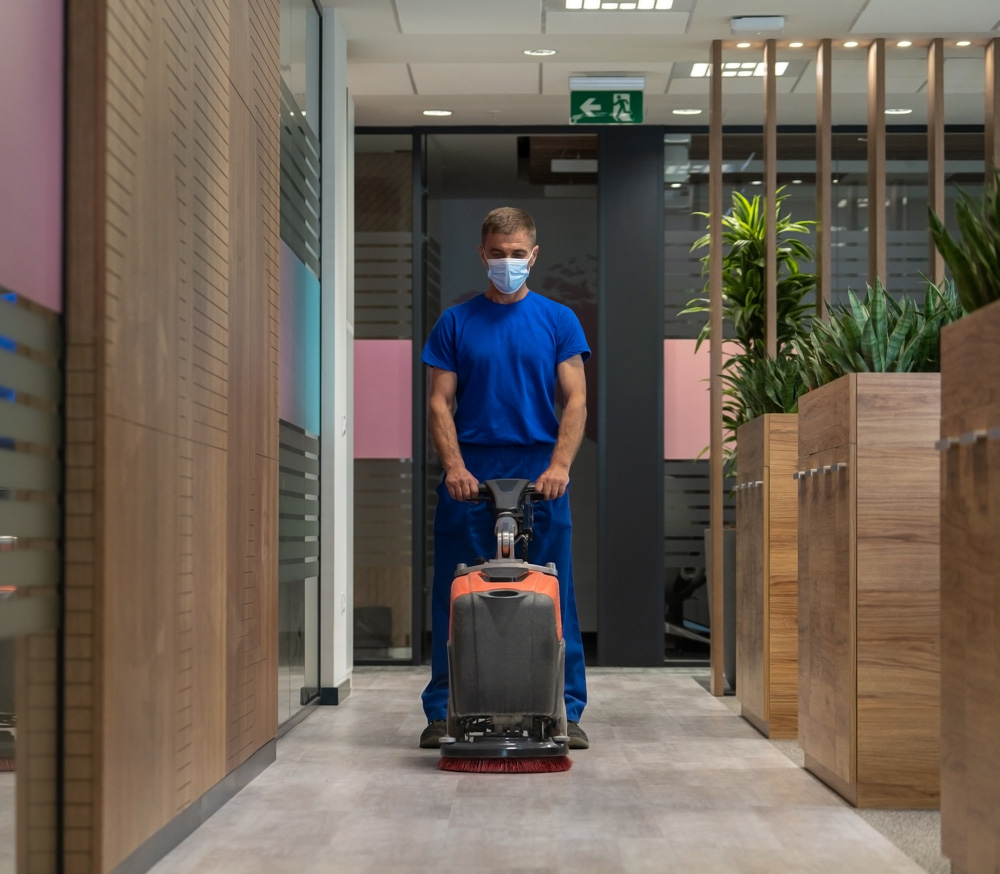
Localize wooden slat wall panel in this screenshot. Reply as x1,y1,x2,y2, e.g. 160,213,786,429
816,40,832,319
867,39,887,285
64,0,280,869
928,39,946,285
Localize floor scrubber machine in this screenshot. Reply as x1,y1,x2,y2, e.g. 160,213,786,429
438,478,572,773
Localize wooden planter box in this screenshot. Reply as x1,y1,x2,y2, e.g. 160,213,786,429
939,300,1000,874
735,414,799,739
797,372,941,808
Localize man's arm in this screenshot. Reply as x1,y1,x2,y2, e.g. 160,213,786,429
428,367,480,500
535,354,587,500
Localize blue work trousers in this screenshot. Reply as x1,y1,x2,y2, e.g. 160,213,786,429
421,444,587,723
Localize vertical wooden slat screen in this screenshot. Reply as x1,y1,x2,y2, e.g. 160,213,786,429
816,40,832,319
987,38,1000,174
928,39,946,284
709,39,724,696
764,39,778,356
867,39,887,286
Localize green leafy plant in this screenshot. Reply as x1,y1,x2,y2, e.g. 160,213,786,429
928,170,1000,313
723,352,808,438
684,187,817,360
793,278,964,390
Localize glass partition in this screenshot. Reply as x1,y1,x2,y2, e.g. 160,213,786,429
278,0,321,724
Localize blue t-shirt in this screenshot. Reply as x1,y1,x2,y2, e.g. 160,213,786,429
422,292,591,447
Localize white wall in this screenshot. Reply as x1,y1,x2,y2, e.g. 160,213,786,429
320,9,354,695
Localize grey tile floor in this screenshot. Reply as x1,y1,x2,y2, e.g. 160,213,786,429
148,667,942,874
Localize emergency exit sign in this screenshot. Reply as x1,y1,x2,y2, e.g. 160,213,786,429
569,90,644,124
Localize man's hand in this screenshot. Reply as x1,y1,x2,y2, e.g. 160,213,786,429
445,466,480,501
534,464,570,501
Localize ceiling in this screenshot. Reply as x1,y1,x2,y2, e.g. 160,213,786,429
321,0,1000,127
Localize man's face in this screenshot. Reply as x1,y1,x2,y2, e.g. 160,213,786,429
479,230,538,268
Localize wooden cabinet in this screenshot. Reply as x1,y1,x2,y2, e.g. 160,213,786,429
939,300,1000,874
797,373,941,808
735,414,799,739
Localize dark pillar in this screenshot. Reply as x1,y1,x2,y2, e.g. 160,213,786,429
597,126,665,666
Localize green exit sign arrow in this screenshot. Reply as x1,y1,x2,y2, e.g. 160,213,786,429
570,90,644,124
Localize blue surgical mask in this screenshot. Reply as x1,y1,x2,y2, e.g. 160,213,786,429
486,257,531,295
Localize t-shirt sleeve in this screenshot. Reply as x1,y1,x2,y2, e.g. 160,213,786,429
556,306,591,364
421,309,457,372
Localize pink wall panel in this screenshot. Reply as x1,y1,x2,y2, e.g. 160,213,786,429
0,0,64,312
354,340,412,459
663,339,739,460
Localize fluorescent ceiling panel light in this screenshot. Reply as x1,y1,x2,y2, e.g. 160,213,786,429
423,109,453,116
672,108,702,115
730,15,785,34
737,42,752,48
670,182,683,188
524,48,558,55
569,75,646,90
956,40,972,46
844,41,859,47
885,108,913,114
566,0,671,7
723,71,737,77
688,62,789,78
551,158,599,173
789,42,804,48
897,40,912,47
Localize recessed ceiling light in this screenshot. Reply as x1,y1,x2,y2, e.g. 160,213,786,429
885,108,913,115
670,182,683,188
524,49,557,56
788,42,804,48
751,180,762,185
737,42,752,48
956,40,972,47
897,40,912,48
423,109,453,117
792,178,803,184
672,108,703,115
844,41,859,48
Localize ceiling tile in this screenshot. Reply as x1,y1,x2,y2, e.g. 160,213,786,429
410,63,540,96
395,0,541,34
546,9,690,35
851,0,1000,33
347,64,414,96
944,58,988,93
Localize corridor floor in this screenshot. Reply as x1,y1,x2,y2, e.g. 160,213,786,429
148,667,937,874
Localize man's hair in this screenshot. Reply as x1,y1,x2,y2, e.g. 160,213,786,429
481,207,536,245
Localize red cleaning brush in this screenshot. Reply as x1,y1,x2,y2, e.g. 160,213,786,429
438,756,571,773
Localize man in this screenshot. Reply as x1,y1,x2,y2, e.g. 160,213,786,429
418,206,591,751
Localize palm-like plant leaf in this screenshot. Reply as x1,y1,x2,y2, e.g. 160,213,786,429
928,170,1000,312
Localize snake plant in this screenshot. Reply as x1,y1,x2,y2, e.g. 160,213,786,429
793,278,963,390
928,171,1000,313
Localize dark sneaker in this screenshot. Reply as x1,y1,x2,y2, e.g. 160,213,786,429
419,720,447,749
567,721,590,750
